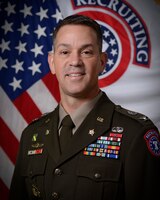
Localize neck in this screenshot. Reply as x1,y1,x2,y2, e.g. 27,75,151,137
60,90,100,114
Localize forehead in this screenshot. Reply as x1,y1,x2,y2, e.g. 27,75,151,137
55,24,97,41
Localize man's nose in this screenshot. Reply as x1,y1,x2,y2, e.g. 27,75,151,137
69,52,83,66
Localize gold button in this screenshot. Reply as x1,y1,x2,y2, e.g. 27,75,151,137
54,168,62,176
52,192,60,199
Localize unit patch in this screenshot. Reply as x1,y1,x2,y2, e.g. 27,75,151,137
83,133,123,159
144,129,160,157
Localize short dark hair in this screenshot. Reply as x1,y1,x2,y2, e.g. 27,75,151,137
52,14,103,51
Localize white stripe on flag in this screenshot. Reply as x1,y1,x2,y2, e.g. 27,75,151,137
0,147,14,188
0,86,27,141
27,80,58,114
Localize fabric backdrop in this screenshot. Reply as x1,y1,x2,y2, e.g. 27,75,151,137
0,0,160,199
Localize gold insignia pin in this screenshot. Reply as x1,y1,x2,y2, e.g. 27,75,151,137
97,117,104,122
88,129,95,136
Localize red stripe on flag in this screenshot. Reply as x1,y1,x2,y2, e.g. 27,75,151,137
42,73,60,102
0,178,9,200
0,118,19,164
13,92,42,124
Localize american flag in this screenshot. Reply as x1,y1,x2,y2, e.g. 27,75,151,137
0,1,61,198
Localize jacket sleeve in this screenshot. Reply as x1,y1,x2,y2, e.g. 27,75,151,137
124,126,160,200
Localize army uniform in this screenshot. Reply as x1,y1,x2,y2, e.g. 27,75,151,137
9,92,160,200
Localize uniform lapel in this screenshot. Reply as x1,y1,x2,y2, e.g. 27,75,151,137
58,93,115,166
42,106,61,163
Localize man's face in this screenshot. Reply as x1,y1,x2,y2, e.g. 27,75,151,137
48,24,106,99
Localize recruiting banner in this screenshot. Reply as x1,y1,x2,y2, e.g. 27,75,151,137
56,0,160,129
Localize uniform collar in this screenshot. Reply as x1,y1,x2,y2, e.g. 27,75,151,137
59,91,103,133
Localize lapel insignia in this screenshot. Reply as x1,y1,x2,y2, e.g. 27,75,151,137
28,148,43,155
112,127,124,133
97,116,104,122
88,129,95,136
84,132,123,159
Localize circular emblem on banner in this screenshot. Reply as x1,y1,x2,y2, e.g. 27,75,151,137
77,11,131,87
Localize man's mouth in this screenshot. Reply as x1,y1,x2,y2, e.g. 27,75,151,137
66,73,85,77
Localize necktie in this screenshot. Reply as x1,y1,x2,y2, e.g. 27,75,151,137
59,115,74,153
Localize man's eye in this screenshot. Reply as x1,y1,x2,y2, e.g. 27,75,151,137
60,50,69,55
81,50,93,57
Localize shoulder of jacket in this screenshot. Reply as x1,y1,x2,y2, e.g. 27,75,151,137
115,105,155,126
28,111,53,127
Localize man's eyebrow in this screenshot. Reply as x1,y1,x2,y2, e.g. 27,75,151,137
55,43,94,49
81,44,94,49
56,43,70,49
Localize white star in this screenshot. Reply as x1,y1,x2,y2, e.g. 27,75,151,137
103,30,110,38
52,9,63,23
4,2,16,16
15,41,27,55
31,43,43,57
109,38,116,46
110,48,118,57
18,23,29,36
2,20,13,34
102,39,109,52
20,4,32,18
0,39,10,53
11,59,24,74
9,77,22,91
28,61,41,76
0,57,8,70
36,7,48,21
34,25,46,39
107,59,114,67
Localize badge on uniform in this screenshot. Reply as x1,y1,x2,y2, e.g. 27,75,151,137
83,132,123,159
32,133,38,142
144,129,160,157
28,148,43,155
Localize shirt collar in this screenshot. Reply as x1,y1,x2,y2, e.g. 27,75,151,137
59,91,102,132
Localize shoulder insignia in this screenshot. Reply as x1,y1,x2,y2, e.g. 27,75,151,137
144,129,160,157
115,105,153,125
29,112,51,126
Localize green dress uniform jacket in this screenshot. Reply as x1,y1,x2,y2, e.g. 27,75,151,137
9,92,160,200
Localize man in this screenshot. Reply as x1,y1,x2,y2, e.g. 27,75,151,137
9,14,160,200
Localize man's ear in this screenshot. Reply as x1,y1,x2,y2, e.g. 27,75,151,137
48,52,55,74
99,52,107,73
